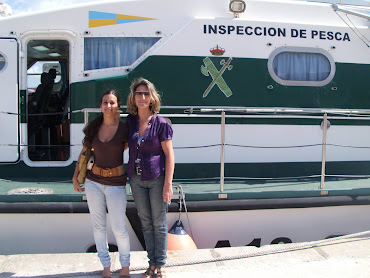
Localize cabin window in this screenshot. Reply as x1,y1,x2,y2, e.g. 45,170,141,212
0,53,6,72
84,37,161,71
268,47,335,87
27,62,62,91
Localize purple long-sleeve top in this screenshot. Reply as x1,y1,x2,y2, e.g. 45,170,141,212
126,113,173,181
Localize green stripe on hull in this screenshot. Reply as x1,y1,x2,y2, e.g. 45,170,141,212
70,56,370,124
71,75,131,123
0,162,75,181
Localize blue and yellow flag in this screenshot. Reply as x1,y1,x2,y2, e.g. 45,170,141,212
89,11,155,28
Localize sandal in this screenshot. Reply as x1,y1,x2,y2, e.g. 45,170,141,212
155,267,166,278
142,266,155,278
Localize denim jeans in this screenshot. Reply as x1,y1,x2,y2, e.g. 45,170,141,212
129,174,168,267
85,178,130,268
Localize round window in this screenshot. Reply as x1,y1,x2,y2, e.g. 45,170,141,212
0,53,6,72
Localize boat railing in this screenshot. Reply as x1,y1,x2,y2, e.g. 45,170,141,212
332,4,370,21
81,106,370,194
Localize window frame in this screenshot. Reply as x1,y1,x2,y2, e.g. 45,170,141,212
0,52,8,73
267,46,336,87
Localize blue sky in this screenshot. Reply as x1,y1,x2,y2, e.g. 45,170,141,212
3,0,370,15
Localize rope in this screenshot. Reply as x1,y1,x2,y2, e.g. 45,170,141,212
0,110,83,116
226,143,322,149
174,143,370,150
327,143,370,149
3,174,369,184
0,144,79,147
225,175,322,180
175,184,194,239
3,142,370,149
334,9,370,48
226,143,370,149
345,13,370,46
174,144,221,149
129,230,370,271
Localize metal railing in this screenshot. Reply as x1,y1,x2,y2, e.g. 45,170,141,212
82,106,370,193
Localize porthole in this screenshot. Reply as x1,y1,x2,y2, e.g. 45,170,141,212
0,53,7,72
268,47,335,87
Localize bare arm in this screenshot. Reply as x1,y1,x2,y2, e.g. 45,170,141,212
161,139,175,203
72,146,87,193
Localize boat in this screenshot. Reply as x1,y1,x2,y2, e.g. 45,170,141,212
0,0,369,255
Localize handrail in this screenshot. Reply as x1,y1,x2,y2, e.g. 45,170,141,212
320,113,328,191
220,111,226,192
332,4,370,21
4,105,370,118
159,105,370,115
81,106,370,119
81,107,370,192
196,107,370,115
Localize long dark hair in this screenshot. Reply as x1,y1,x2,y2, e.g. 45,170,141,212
83,90,121,148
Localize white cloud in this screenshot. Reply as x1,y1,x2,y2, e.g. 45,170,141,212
3,0,104,15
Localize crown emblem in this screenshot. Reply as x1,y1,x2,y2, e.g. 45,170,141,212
210,45,225,56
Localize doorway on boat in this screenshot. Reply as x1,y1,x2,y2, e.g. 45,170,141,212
27,39,70,161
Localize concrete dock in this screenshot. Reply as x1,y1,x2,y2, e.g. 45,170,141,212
1,236,369,278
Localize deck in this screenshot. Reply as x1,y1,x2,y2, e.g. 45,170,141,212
1,176,370,211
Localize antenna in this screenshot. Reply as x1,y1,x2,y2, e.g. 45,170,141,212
0,3,13,17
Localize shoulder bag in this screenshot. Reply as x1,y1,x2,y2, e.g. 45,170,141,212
77,148,93,184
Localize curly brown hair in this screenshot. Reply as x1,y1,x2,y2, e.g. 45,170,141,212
82,90,121,148
126,78,161,115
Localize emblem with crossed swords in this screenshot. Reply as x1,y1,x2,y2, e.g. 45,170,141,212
201,57,233,98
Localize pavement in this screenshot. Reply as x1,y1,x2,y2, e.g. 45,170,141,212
1,235,370,278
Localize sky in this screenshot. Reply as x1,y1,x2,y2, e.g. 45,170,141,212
2,0,369,15
2,0,109,15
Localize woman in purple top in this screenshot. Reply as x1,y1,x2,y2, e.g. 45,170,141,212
126,78,174,278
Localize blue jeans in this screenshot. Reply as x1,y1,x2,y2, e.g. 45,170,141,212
85,179,130,268
130,174,168,267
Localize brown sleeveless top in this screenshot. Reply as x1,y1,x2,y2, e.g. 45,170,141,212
86,121,129,186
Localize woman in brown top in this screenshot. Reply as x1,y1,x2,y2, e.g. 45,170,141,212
72,90,130,278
